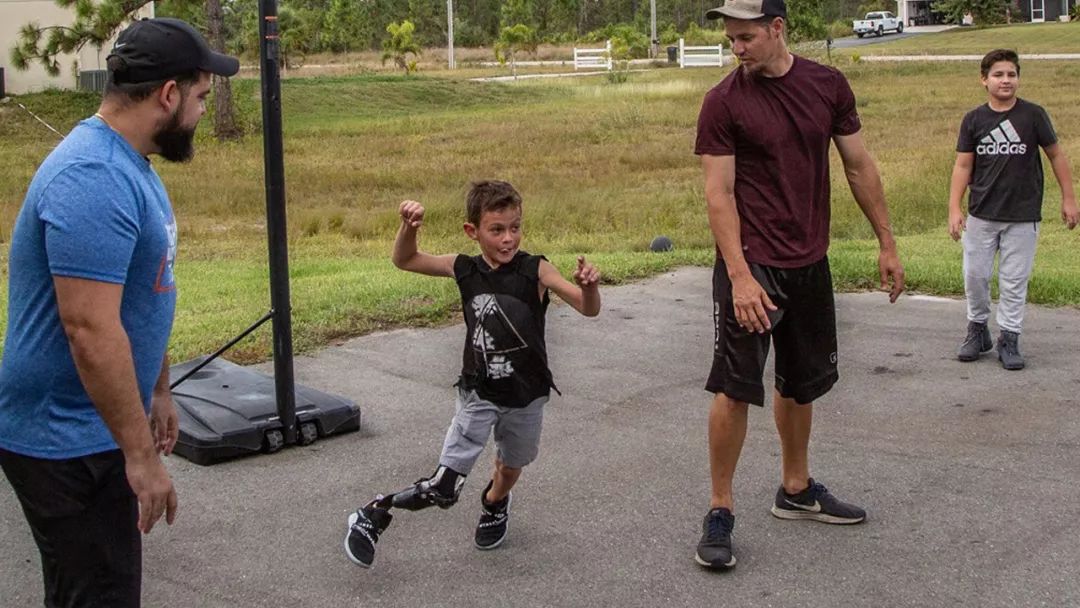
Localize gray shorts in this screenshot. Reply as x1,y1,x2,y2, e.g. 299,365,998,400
438,388,547,474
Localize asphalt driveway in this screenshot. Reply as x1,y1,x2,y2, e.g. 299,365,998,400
2,267,1078,607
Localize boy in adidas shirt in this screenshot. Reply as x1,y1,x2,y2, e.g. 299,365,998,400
948,49,1078,369
344,180,601,568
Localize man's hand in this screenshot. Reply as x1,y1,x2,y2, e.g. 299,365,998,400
572,256,600,287
125,453,177,534
879,247,905,303
948,208,966,241
399,200,425,228
149,391,179,456
1062,198,1079,230
731,274,776,333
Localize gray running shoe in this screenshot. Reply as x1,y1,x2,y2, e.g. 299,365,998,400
958,321,992,362
770,479,866,524
997,330,1025,370
695,507,736,570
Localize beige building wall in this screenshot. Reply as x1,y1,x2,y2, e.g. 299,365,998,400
0,0,154,95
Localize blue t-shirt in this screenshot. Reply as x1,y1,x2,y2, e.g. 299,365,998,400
0,117,178,459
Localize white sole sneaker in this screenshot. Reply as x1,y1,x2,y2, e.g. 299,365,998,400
344,511,373,568
770,505,865,524
694,552,736,569
474,492,512,550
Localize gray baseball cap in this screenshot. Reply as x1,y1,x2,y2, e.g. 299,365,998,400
705,0,787,20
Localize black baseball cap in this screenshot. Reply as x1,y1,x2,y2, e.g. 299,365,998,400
107,18,240,84
705,0,787,20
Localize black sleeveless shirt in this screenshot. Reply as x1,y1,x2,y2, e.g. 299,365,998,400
454,251,556,408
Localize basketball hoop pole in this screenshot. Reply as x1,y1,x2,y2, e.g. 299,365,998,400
257,0,297,444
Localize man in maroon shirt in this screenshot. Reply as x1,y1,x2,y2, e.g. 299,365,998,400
693,0,905,570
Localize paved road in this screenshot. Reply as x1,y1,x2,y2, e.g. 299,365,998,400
831,24,955,48
832,30,924,48
3,267,1079,607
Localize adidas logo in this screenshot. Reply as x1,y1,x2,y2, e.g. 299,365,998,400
976,119,1027,155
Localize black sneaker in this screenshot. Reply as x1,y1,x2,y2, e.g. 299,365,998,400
997,330,1025,370
474,482,511,550
770,479,866,524
344,500,393,568
957,321,992,361
694,507,736,570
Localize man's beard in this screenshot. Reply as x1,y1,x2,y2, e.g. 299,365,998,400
153,107,197,163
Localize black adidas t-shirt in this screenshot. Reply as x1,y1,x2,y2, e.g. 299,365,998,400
956,98,1057,222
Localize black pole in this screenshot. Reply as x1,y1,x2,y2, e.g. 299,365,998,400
169,310,275,390
258,0,297,444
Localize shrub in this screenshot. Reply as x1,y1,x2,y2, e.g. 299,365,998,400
582,23,650,58
682,22,728,47
606,35,633,84
828,20,854,39
659,23,681,45
452,18,490,47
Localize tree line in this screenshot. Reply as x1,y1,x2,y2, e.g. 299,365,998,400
151,0,900,57
10,0,1007,140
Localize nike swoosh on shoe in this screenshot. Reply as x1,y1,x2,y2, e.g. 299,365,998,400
783,499,821,512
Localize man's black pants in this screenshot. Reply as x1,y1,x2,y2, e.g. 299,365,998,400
0,447,141,608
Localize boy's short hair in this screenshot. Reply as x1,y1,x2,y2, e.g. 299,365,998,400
466,180,522,226
981,49,1020,78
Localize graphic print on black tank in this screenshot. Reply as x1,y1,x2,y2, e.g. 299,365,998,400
469,293,530,380
455,252,556,408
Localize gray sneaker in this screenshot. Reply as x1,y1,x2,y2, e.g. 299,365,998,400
958,321,992,361
997,331,1025,370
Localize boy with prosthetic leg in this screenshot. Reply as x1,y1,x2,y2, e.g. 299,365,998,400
345,181,601,568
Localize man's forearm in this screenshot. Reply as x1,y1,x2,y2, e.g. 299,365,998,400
707,191,751,278
846,162,897,249
68,324,156,461
153,353,170,397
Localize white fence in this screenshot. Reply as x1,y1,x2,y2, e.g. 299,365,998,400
573,40,612,71
679,38,727,68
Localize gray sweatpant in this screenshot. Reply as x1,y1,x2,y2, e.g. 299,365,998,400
963,215,1040,334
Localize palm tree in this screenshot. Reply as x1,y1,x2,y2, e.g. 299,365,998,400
495,24,538,80
381,20,422,74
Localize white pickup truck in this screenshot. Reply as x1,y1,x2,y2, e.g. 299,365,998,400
853,11,903,37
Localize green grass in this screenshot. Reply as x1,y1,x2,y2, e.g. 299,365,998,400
2,57,1079,363
858,21,1080,55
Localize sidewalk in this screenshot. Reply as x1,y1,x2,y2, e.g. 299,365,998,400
2,267,1079,607
864,53,1080,61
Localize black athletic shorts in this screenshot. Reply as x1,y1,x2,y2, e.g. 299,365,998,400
0,447,141,608
706,254,839,406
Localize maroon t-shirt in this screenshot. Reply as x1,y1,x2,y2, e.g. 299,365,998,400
695,55,861,268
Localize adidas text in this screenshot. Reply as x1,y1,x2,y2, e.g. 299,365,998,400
976,142,1027,155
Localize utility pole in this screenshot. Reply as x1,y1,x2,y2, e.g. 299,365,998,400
650,0,658,59
447,0,455,69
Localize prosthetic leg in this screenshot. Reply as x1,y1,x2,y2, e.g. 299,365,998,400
372,465,467,511
345,465,468,567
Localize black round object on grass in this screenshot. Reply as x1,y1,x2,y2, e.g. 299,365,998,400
650,235,674,252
